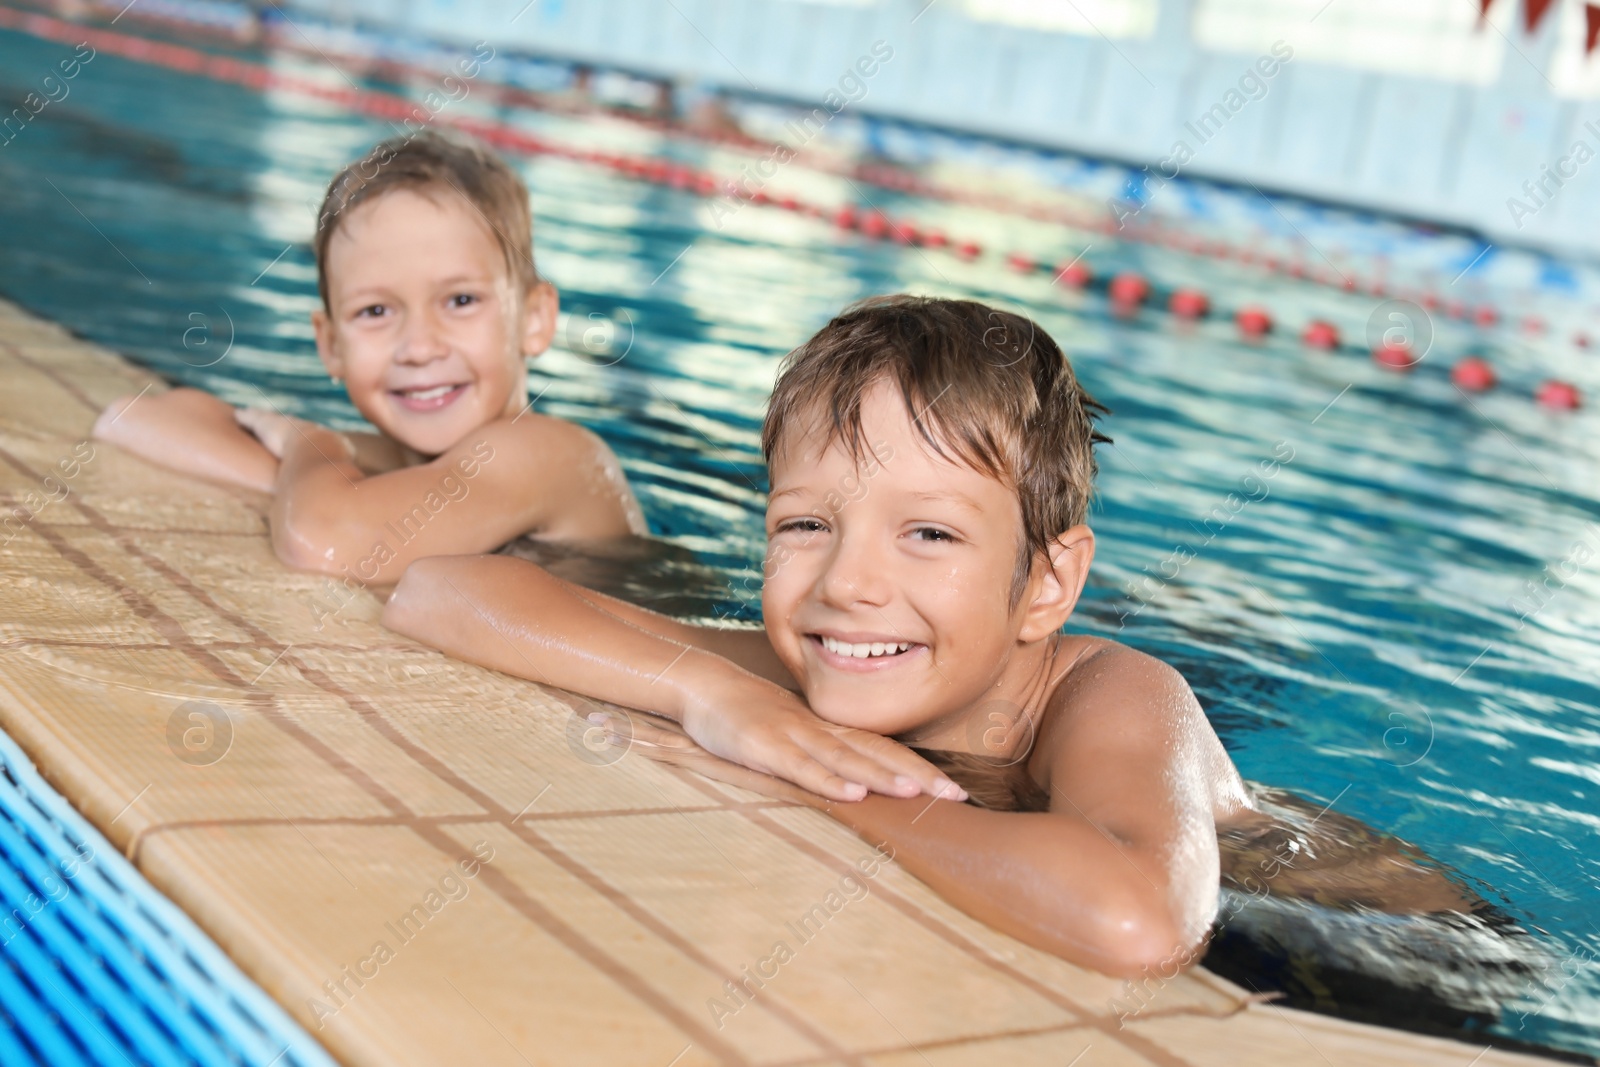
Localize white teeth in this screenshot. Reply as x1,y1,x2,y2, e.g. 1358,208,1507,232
400,384,456,401
819,636,912,659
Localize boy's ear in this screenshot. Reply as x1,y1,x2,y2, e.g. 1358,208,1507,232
520,280,559,360
311,307,345,380
1018,525,1096,642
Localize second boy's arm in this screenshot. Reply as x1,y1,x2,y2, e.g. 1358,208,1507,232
383,553,965,804
92,389,279,493
247,412,643,583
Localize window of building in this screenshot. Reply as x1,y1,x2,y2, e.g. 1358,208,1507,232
1193,0,1512,84
959,0,1158,39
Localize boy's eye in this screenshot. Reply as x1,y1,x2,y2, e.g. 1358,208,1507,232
449,293,478,308
355,304,386,319
774,518,827,536
910,526,955,543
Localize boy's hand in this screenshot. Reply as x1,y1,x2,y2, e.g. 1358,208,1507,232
91,388,279,493
236,408,350,462
672,673,968,804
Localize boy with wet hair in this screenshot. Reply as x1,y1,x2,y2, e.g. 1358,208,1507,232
94,129,643,583
385,293,1260,976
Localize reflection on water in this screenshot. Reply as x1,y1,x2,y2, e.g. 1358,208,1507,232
497,534,736,622
2,18,1599,1058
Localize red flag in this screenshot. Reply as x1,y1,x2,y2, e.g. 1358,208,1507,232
1587,3,1600,54
1525,0,1555,33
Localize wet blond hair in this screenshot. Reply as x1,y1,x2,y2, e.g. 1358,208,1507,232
762,294,1109,601
314,129,538,309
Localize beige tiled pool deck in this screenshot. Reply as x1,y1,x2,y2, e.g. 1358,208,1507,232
0,298,1569,1065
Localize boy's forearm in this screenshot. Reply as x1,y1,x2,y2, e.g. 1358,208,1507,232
821,794,1193,978
384,555,752,723
561,583,794,689
93,389,278,492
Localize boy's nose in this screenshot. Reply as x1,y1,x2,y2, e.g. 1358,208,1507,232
396,310,450,364
815,531,893,610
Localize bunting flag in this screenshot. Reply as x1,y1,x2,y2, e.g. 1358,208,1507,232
1525,0,1556,34
1588,3,1600,54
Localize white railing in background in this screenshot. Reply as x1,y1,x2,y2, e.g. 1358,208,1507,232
292,0,1600,259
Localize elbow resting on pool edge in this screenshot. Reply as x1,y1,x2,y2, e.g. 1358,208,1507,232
382,556,466,640
1104,910,1204,981
1068,891,1201,981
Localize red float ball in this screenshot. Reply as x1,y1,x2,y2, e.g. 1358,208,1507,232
1109,273,1151,307
834,205,859,229
1522,315,1546,335
860,213,891,239
1536,380,1582,409
1055,261,1093,288
955,241,982,260
1006,252,1036,273
1168,289,1210,319
1473,305,1499,328
1236,306,1273,337
1451,356,1497,392
1301,320,1340,349
1373,342,1418,371
1575,331,1591,349
922,229,949,249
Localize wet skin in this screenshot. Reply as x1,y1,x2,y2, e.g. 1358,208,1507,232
385,382,1257,976
94,186,645,581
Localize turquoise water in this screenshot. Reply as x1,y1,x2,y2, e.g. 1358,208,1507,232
3,10,1600,1058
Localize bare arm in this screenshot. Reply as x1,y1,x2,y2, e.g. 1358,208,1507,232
92,388,277,493
383,554,964,803
819,642,1229,977
253,412,645,582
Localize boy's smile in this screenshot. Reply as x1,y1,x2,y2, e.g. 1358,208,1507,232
312,188,554,457
763,381,1080,744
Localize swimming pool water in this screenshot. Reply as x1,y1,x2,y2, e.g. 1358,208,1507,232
2,7,1599,1058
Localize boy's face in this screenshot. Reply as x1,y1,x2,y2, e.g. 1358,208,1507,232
763,382,1067,737
312,188,556,456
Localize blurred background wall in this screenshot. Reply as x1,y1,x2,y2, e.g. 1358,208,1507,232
288,0,1600,259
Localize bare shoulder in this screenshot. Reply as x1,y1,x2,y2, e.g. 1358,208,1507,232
449,413,643,538
457,413,619,471
1033,635,1250,817
1051,636,1195,722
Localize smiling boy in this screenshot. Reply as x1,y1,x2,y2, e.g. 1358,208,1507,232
93,131,643,582
384,296,1257,976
